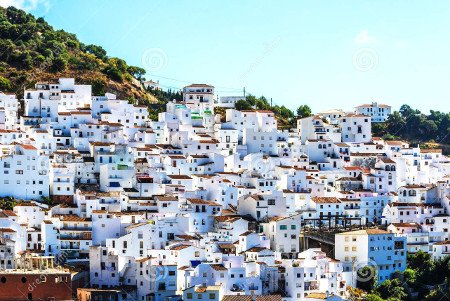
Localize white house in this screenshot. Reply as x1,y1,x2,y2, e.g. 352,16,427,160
355,102,391,122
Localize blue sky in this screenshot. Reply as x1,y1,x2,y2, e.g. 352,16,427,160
2,0,450,113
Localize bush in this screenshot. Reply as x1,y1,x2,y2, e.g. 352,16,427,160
0,76,12,91
103,66,123,82
235,99,253,110
91,79,107,96
51,56,68,72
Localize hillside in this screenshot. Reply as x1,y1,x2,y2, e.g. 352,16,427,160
372,104,450,154
0,6,157,102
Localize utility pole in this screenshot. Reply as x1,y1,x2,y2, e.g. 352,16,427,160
243,87,246,98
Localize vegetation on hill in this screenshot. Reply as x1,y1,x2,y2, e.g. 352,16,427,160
372,104,450,150
146,87,183,120
0,6,156,102
1,7,448,149
0,197,16,210
349,251,450,301
234,95,311,129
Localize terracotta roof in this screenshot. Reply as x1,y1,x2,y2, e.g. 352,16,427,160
209,264,227,271
188,198,221,206
239,230,254,237
185,84,214,88
434,240,450,245
339,229,389,235
52,214,91,222
385,140,404,146
421,149,442,153
0,228,16,233
175,235,198,240
214,216,241,223
222,296,252,301
401,185,427,189
19,144,37,150
169,244,191,251
0,210,17,216
381,158,396,164
311,197,341,204
255,295,282,301
246,247,269,253
391,222,421,228
168,175,192,180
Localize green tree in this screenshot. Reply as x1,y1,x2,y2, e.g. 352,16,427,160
51,56,68,72
365,294,384,301
386,112,406,135
374,279,407,301
424,289,448,301
84,44,107,60
235,99,253,110
296,105,312,118
407,251,432,270
399,104,414,118
91,79,107,96
0,76,12,91
0,197,17,210
127,66,146,80
372,122,387,137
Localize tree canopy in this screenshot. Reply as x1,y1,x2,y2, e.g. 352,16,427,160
358,252,450,301
372,105,449,145
0,5,149,98
296,104,312,118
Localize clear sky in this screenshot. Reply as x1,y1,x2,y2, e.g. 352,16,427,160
2,0,450,113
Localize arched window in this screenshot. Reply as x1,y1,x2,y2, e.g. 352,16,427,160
385,166,391,171
391,165,396,171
